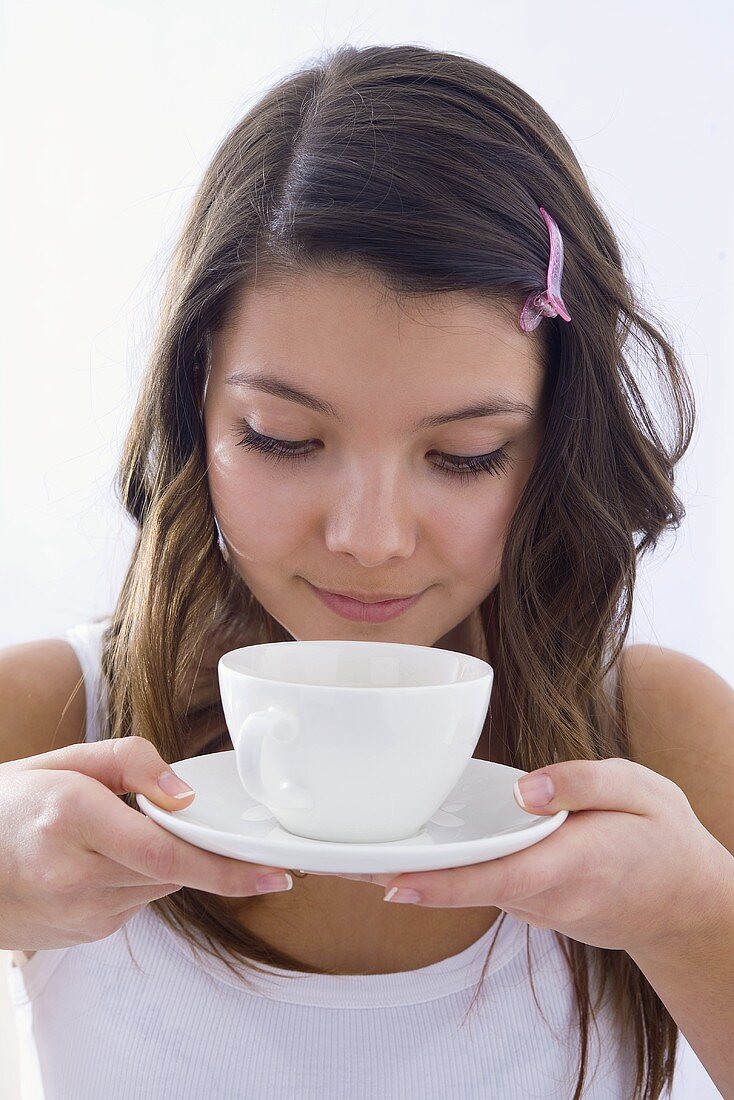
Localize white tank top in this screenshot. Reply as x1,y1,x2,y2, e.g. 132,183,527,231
4,620,720,1098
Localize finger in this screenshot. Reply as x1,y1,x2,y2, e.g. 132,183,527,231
106,882,184,910
383,814,587,908
21,737,200,814
76,784,289,894
512,757,677,817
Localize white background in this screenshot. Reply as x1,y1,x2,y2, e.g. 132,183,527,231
0,1,730,1097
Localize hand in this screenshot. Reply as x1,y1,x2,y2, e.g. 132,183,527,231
319,759,726,955
0,738,292,951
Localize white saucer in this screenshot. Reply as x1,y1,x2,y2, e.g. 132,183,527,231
136,751,568,874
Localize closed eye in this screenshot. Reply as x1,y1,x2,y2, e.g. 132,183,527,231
230,420,513,485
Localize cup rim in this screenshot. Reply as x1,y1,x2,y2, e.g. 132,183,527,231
218,638,493,690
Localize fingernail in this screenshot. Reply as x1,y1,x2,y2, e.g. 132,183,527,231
256,873,294,894
515,773,554,808
384,887,422,904
158,770,195,798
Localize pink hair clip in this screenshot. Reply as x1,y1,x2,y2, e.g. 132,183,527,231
519,206,572,333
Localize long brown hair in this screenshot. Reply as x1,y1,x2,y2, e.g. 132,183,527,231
101,44,693,1099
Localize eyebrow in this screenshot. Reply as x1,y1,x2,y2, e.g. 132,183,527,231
224,371,535,429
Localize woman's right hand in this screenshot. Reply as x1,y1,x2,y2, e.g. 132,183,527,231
0,737,292,951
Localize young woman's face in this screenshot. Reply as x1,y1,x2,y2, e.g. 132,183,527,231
201,269,547,647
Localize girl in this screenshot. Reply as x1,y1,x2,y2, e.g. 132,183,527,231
2,43,733,1099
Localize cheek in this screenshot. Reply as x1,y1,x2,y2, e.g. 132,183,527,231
437,486,517,577
206,441,309,560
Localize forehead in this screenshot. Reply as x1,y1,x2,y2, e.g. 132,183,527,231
210,269,546,403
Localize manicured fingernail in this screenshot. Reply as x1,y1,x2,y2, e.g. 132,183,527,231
515,773,554,808
384,887,422,904
256,873,294,893
158,770,195,798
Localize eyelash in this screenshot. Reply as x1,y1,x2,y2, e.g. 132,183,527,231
231,420,513,484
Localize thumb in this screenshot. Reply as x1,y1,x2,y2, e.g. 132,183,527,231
20,736,196,811
513,768,558,815
513,758,661,817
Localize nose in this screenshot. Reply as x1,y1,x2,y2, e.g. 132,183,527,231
324,462,417,564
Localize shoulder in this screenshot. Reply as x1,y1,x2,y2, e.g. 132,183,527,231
619,643,734,723
619,643,734,856
0,638,86,761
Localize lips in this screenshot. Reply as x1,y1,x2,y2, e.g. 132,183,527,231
314,587,420,604
304,580,426,623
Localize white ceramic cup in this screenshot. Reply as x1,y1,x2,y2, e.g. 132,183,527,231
218,639,493,843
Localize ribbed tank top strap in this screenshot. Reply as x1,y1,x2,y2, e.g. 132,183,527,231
63,619,111,744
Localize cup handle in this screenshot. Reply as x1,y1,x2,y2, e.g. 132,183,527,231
234,704,313,811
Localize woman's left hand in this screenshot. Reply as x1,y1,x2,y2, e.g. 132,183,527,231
318,758,728,955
